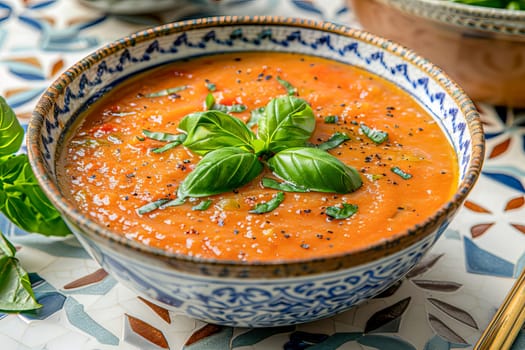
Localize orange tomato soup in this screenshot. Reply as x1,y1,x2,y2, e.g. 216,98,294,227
58,52,458,261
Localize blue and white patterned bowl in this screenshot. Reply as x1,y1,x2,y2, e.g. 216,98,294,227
27,16,484,327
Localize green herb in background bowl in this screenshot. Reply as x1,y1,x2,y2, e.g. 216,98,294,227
449,0,525,9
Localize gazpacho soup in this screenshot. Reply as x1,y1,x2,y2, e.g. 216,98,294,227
58,52,458,262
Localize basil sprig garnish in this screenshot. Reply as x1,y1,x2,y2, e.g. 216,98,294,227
276,76,297,96
178,110,256,155
326,203,358,219
268,147,361,194
177,147,263,199
0,96,71,311
140,95,362,213
0,233,41,312
257,96,315,153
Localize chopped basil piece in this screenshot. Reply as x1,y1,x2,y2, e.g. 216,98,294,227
324,115,338,124
152,141,184,153
276,76,297,96
249,192,285,214
142,130,186,143
136,199,169,215
160,197,186,208
145,85,187,98
192,199,212,211
326,203,358,219
205,82,216,92
317,132,350,151
391,166,413,180
247,107,265,128
262,177,308,192
360,123,388,144
205,93,247,113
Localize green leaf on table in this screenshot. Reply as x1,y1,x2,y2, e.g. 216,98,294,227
0,154,71,236
0,233,41,312
257,96,315,153
177,147,263,199
0,96,24,157
268,147,362,194
179,110,256,155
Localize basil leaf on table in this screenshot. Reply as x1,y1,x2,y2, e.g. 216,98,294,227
0,96,24,156
326,203,358,219
179,111,256,155
250,192,285,214
257,96,315,153
268,147,362,194
0,155,71,236
317,132,350,151
177,147,263,199
0,232,41,312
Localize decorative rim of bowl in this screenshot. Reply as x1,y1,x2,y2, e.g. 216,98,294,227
375,0,525,35
28,16,485,277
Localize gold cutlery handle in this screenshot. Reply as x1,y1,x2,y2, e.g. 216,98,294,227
474,269,525,350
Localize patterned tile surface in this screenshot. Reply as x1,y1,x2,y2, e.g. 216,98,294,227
0,0,524,349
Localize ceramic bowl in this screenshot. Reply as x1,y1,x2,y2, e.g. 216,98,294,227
27,16,484,327
350,0,525,107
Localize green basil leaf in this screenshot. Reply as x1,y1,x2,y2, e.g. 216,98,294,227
145,85,187,98
161,197,185,208
205,82,216,92
179,111,256,155
317,132,350,151
249,192,284,214
136,199,169,215
257,96,315,153
360,123,388,144
192,199,212,211
142,130,186,143
178,147,263,199
276,76,297,96
326,203,358,219
261,177,308,192
324,115,338,124
0,96,24,156
268,147,362,194
247,107,265,128
0,155,70,236
152,141,184,154
0,233,41,312
391,166,413,180
205,93,246,113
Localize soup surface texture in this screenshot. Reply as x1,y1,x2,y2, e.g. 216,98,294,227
58,52,458,262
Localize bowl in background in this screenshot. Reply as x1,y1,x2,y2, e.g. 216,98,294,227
350,0,525,107
27,16,484,327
